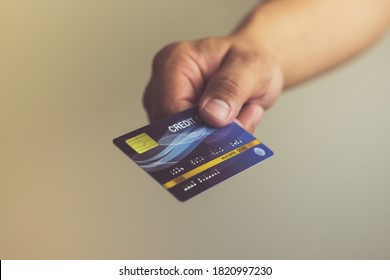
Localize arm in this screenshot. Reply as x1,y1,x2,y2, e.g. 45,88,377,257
143,0,390,132
234,0,390,87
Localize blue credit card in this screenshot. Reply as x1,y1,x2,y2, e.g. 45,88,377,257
113,107,273,202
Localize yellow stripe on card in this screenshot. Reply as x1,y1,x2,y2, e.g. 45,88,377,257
163,139,260,189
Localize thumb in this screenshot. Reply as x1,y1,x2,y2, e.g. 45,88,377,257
199,46,271,127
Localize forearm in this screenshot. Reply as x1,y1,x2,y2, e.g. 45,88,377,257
234,0,390,87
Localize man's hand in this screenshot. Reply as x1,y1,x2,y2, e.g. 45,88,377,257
143,0,390,133
143,36,284,133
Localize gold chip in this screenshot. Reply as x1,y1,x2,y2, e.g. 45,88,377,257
125,133,158,154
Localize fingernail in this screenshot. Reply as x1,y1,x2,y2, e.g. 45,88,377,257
203,99,231,120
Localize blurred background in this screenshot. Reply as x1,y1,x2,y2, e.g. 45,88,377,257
1,0,389,259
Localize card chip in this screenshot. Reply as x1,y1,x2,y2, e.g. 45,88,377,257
125,133,158,154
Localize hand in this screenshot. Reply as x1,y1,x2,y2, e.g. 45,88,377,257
143,35,284,133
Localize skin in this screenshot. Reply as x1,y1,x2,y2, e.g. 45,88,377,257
143,0,390,133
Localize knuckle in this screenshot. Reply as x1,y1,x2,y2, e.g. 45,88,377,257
152,47,171,70
232,43,263,61
195,37,219,50
209,77,242,100
231,43,274,75
241,50,263,63
152,42,191,70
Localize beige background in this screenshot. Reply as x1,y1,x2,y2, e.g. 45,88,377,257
1,0,390,259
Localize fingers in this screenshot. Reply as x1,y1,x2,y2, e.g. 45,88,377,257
143,38,284,132
235,64,283,132
199,44,273,127
143,42,204,122
143,75,193,122
235,103,264,133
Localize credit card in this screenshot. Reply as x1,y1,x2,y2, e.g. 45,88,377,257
113,107,273,202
